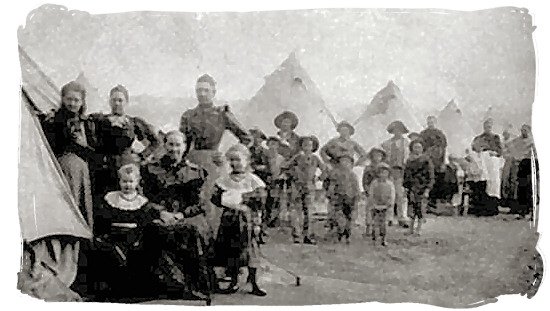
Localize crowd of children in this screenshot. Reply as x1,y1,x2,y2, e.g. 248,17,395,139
248,111,438,247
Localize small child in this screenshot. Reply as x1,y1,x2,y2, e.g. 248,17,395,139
326,150,360,244
367,163,395,246
403,139,435,235
287,135,325,244
362,147,388,237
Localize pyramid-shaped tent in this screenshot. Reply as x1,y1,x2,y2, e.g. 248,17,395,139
238,52,338,145
438,99,476,156
75,72,105,113
352,81,423,151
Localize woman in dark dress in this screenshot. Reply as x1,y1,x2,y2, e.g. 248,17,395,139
211,144,267,297
40,81,97,229
93,85,161,196
91,163,159,301
141,130,215,300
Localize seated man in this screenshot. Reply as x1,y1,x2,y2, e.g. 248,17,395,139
141,130,215,300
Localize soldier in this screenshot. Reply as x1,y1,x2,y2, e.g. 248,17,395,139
180,74,252,233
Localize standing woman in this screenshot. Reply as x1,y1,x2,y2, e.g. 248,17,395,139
510,125,536,219
94,85,161,196
211,144,267,297
40,81,96,228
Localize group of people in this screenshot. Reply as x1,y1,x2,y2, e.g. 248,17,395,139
34,71,536,302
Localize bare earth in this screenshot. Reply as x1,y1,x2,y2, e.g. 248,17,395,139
147,215,541,307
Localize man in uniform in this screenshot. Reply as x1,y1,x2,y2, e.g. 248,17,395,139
180,74,252,234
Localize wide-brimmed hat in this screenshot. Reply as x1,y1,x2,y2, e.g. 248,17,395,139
336,121,355,136
249,127,267,140
298,135,319,152
274,111,299,130
368,147,387,161
387,120,409,134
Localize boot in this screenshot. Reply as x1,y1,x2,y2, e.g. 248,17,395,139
219,269,239,294
248,267,267,297
416,220,422,236
381,235,387,247
303,236,317,245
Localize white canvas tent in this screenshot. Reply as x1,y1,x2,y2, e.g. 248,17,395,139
75,71,106,113
237,52,338,145
438,99,476,157
18,46,92,301
353,80,423,151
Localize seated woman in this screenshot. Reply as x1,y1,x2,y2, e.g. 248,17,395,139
211,144,267,297
91,163,159,302
141,130,214,300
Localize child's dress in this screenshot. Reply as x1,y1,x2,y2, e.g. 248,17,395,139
211,172,266,271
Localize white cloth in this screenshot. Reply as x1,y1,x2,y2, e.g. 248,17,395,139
474,151,505,198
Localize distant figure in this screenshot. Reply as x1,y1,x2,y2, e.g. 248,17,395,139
381,120,411,227
273,111,301,160
509,124,536,218
362,147,388,237
320,121,368,168
367,163,395,246
420,115,447,171
471,118,502,156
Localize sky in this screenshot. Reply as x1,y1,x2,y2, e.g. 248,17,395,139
18,4,536,124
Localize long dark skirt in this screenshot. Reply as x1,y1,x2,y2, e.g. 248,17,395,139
212,208,260,271
467,181,499,217
512,158,534,216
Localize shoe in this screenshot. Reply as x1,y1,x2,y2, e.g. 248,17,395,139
303,237,317,245
219,284,239,294
381,239,387,246
250,286,267,297
293,237,301,244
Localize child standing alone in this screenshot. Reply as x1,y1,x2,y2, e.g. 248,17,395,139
367,163,395,246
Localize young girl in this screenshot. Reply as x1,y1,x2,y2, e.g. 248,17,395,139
92,163,159,301
368,163,395,246
404,140,435,235
211,144,267,297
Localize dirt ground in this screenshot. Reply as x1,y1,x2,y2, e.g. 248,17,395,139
147,214,542,307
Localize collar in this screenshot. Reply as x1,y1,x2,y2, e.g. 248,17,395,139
104,191,149,211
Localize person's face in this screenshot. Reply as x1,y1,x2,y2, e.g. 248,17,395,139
338,127,351,139
371,152,383,163
62,90,83,114
483,121,493,134
119,174,139,194
196,82,216,105
165,134,185,162
110,91,127,116
521,126,530,138
378,169,390,180
228,152,248,173
412,142,424,155
301,140,314,153
427,117,436,129
280,118,293,132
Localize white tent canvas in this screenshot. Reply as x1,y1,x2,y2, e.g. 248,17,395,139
438,99,476,157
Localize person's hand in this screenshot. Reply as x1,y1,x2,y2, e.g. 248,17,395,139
423,189,430,198
160,211,176,225
174,212,184,220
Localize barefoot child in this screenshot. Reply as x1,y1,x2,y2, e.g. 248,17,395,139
404,139,435,235
367,163,395,246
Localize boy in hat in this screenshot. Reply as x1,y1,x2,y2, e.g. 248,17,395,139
381,120,411,228
320,121,368,168
325,148,360,244
274,111,301,160
362,147,388,236
367,163,395,246
404,139,435,235
287,135,326,244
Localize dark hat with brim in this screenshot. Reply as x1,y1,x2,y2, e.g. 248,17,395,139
299,135,320,153
249,127,267,140
337,121,355,136
368,147,387,161
274,111,299,130
387,120,409,134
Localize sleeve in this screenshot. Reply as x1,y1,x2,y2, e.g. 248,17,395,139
181,179,207,218
133,117,161,158
210,185,224,207
440,130,448,148
179,112,193,155
426,159,435,191
319,140,334,164
223,105,252,146
353,141,368,166
403,163,412,190
368,182,376,200
389,182,396,207
94,200,111,236
362,168,373,195
471,136,482,153
494,135,503,157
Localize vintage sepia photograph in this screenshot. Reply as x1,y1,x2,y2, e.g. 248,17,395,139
16,3,542,307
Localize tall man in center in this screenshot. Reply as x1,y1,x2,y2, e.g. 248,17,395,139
180,74,253,234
